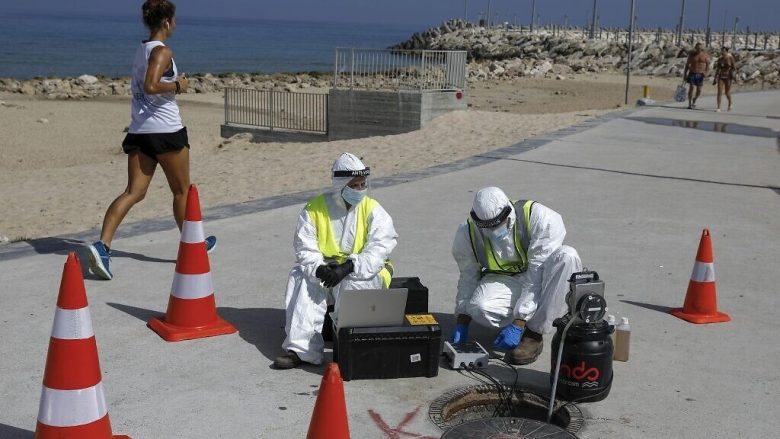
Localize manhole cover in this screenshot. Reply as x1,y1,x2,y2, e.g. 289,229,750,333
429,385,582,434
441,417,578,439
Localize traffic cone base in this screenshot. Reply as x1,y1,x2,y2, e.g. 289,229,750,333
148,315,236,342
670,308,731,324
36,416,130,439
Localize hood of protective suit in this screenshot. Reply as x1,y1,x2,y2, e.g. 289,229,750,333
331,152,369,193
471,187,514,227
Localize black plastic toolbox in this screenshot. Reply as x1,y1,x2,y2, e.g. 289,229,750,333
332,321,441,381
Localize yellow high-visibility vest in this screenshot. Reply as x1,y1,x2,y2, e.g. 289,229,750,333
467,200,534,275
306,194,392,287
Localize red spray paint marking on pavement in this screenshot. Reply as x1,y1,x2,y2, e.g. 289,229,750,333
368,405,437,439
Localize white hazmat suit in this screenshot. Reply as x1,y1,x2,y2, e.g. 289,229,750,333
282,153,398,364
452,187,582,335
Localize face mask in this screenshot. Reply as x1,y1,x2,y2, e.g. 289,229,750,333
342,186,367,206
491,223,510,240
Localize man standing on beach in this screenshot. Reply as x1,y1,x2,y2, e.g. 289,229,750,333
683,43,710,109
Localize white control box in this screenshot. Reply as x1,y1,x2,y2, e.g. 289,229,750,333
443,341,490,369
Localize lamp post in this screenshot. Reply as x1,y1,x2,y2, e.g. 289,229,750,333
487,0,492,28
530,0,536,32
589,0,598,39
676,0,686,45
625,0,636,105
464,0,468,22
705,0,712,46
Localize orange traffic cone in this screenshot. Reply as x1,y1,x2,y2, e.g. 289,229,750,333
35,252,130,439
671,229,731,324
148,184,236,341
307,363,350,439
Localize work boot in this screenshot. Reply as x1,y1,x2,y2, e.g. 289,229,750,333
273,351,303,369
507,331,544,365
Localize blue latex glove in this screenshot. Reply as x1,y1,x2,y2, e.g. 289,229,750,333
451,323,470,344
494,323,524,350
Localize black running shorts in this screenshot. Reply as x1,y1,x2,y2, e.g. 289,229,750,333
122,127,190,158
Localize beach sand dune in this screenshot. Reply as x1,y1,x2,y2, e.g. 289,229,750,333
0,73,691,242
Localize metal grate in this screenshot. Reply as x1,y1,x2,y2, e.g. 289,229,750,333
223,88,327,134
441,417,578,439
428,384,583,435
332,48,467,91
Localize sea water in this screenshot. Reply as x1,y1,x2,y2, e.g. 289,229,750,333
0,12,422,79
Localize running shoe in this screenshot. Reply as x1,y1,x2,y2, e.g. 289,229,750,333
87,241,113,280
205,235,217,254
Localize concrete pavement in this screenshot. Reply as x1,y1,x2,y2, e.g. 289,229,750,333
1,90,778,438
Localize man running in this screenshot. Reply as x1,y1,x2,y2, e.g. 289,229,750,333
683,43,709,109
713,46,736,112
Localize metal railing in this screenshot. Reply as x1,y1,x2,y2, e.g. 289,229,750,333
224,88,327,134
333,48,467,91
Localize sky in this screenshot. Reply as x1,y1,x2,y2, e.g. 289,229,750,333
1,0,777,31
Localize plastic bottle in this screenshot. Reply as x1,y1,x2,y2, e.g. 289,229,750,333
614,317,631,362
606,314,617,352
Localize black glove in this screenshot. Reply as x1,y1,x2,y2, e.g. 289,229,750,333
315,265,332,282
322,260,354,288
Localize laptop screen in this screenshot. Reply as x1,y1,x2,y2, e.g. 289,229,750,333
334,288,408,328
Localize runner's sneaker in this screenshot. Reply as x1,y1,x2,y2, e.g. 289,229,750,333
205,235,217,254
87,241,113,280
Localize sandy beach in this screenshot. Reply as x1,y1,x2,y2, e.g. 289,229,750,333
0,72,713,242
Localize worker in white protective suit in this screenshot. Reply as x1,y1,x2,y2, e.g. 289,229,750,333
451,187,582,365
274,152,398,369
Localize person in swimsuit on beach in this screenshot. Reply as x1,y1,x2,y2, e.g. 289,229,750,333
87,0,215,280
713,46,736,112
683,43,710,110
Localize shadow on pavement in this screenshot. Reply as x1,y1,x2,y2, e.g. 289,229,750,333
106,302,163,323
25,237,84,256
620,299,673,314
0,424,34,439
105,301,327,376
18,237,175,281
217,307,285,361
111,249,176,264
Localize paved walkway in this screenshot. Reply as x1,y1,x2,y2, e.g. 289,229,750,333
1,91,778,438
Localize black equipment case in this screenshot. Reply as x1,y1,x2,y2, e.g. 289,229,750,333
390,276,429,314
332,320,441,381
329,276,439,381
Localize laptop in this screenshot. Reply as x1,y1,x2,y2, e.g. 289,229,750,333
333,288,408,329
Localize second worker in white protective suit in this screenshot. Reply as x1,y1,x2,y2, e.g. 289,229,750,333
274,152,398,369
451,187,582,365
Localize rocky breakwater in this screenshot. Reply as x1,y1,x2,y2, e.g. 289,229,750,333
0,72,332,100
393,20,780,87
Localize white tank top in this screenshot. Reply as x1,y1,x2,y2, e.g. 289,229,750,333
128,41,183,134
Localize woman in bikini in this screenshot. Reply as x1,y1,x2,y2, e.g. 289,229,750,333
713,47,736,112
